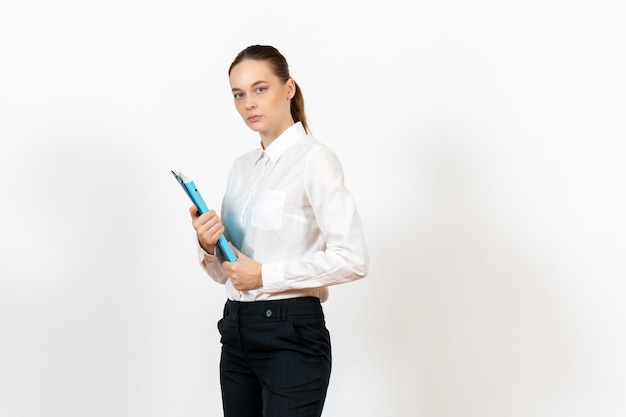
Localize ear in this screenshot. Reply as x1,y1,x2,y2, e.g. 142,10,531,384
286,78,296,100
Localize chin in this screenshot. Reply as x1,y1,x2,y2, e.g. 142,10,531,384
245,122,264,132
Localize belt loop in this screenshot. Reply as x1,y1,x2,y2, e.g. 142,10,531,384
281,303,287,321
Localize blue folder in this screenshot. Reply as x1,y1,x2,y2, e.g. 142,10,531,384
171,170,238,262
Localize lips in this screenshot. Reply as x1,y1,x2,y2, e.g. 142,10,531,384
247,115,261,122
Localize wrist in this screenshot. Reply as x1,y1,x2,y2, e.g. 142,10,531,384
199,240,216,256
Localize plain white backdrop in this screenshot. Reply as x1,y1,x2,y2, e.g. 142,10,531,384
1,1,625,416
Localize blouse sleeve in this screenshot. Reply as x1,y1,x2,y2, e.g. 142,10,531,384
261,146,369,292
197,241,229,285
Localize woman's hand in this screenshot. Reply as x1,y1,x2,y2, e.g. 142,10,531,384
223,246,263,291
190,207,262,290
190,206,224,255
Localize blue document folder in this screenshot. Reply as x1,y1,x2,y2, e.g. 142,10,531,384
171,170,238,262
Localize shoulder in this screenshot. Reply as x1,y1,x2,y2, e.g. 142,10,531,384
296,134,340,164
296,136,344,180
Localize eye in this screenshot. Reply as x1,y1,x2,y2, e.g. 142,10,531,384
233,92,243,99
256,87,266,93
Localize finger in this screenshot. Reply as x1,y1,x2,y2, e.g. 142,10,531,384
193,210,217,230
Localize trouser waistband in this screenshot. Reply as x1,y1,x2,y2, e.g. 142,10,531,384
223,297,323,323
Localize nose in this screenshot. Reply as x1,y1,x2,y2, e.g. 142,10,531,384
244,96,256,110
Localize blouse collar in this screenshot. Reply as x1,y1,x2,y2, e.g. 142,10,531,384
260,122,306,164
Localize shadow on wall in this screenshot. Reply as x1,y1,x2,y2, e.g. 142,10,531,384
364,132,575,417
1,129,154,416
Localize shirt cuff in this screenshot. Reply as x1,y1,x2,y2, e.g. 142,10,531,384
197,240,226,264
261,262,286,292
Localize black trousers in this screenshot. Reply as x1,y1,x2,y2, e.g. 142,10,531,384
217,297,332,417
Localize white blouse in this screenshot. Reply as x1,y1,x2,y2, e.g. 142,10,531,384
198,122,368,302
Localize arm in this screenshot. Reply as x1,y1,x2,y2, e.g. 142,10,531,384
190,206,229,284
261,147,369,292
192,206,263,290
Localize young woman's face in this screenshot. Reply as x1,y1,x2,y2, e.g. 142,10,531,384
229,59,295,143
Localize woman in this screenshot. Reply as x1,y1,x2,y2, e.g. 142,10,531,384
190,45,368,417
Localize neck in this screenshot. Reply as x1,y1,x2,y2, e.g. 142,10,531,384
260,120,295,149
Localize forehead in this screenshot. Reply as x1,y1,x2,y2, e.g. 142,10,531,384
229,59,279,88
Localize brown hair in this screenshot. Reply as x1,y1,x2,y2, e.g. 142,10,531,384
229,45,309,134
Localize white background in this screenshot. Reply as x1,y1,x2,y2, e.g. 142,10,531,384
1,1,625,416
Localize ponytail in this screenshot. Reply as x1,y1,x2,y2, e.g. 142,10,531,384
291,81,308,134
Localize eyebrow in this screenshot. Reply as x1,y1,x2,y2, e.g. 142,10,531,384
231,80,268,92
